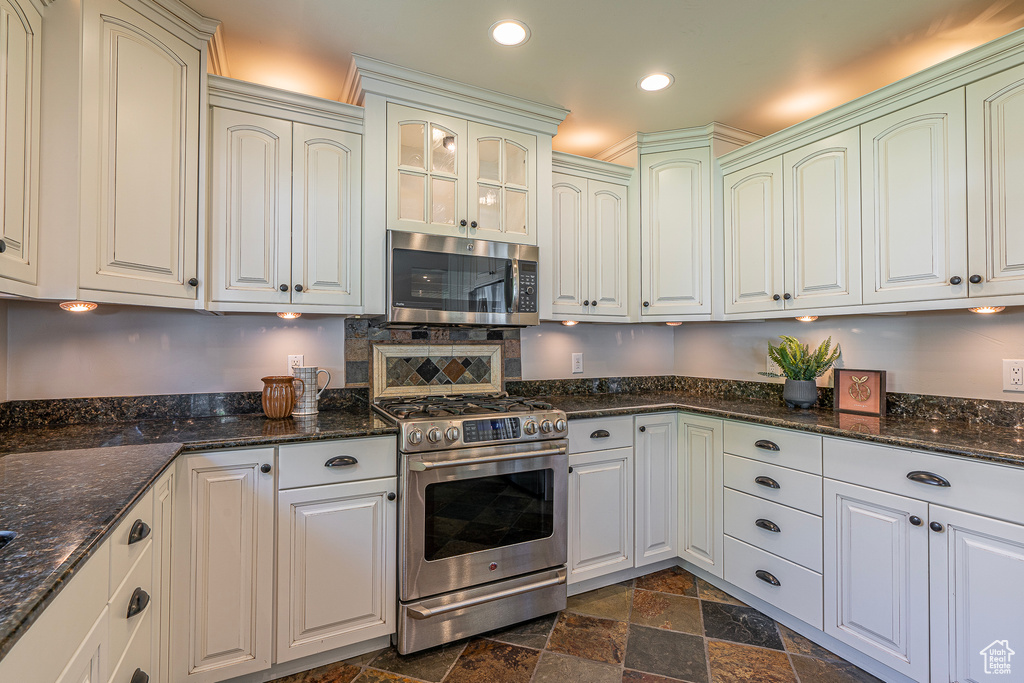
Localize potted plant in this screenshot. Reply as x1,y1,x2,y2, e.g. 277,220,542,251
759,335,841,409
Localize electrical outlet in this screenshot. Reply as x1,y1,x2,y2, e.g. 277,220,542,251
288,355,304,374
1003,359,1024,391
767,354,783,379
571,353,584,374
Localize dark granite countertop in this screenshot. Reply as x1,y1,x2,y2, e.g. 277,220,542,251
546,391,1024,468
0,409,396,663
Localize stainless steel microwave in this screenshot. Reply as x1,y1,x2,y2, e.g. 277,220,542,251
387,231,539,326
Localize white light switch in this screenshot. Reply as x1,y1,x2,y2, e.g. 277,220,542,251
572,353,584,374
1003,359,1024,392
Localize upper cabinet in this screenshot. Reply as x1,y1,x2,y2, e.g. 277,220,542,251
0,0,41,297
548,153,630,321
723,157,784,315
861,90,968,305
386,103,537,244
78,0,217,308
207,77,364,313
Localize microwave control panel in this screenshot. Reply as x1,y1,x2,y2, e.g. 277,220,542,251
518,261,538,313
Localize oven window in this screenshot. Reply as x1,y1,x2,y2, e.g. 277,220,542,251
392,248,513,313
424,470,554,561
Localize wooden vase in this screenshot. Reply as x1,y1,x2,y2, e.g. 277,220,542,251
261,376,304,419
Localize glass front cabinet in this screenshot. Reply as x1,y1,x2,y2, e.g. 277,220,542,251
387,103,537,244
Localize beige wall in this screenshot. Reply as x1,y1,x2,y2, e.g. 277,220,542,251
673,309,1024,401
520,322,675,380
6,302,347,401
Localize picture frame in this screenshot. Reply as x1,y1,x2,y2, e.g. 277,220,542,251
834,369,887,416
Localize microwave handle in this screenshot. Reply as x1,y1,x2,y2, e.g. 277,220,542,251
508,260,520,314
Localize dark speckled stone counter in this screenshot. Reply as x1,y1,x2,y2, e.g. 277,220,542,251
0,409,396,663
546,391,1024,468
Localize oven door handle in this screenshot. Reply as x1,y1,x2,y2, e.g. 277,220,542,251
408,446,566,471
406,572,567,620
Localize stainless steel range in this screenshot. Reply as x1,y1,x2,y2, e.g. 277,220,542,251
374,394,568,654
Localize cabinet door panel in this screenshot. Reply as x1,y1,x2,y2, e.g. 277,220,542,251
277,478,396,662
635,414,677,567
550,173,587,315
568,447,633,584
861,89,967,304
292,123,362,307
80,0,200,301
967,64,1024,297
55,609,109,683
589,180,628,316
0,0,40,288
823,480,929,682
209,109,291,304
724,157,785,314
641,149,711,316
678,415,724,577
783,129,862,309
467,121,536,244
929,505,1024,683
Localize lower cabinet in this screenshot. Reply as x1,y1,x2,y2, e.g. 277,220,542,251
634,413,678,567
55,608,109,683
677,414,724,577
568,446,634,583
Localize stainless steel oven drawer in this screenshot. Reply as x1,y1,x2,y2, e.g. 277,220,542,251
398,567,566,654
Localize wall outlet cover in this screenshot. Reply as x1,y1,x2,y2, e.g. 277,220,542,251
288,354,304,373
571,353,583,374
1003,359,1024,392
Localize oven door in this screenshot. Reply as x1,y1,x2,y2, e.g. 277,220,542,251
401,440,567,602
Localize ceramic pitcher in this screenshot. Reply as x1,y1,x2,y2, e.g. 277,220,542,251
292,366,331,416
261,376,304,419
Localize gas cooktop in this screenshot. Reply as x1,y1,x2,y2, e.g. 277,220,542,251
375,394,554,420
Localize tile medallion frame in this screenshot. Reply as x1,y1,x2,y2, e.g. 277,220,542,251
372,343,504,399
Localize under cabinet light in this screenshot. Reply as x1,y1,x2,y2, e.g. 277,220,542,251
59,301,98,312
277,312,302,319
490,20,530,47
796,315,818,322
665,322,682,326
968,306,1005,314
561,320,578,326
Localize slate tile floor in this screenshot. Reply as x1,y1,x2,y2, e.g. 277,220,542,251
270,566,883,683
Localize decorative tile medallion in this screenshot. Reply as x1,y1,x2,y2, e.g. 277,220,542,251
372,344,503,398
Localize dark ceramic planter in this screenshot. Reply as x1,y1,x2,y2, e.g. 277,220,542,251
783,379,818,409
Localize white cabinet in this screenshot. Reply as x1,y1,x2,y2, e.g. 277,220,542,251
725,129,861,315
550,157,630,320
0,0,41,296
79,0,215,308
387,103,537,244
634,413,678,567
640,148,712,317
55,609,109,683
677,414,724,578
568,446,634,584
173,448,275,682
208,78,364,313
277,477,397,662
823,479,930,681
861,89,968,305
966,63,1024,298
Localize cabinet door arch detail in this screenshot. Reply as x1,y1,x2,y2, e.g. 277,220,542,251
551,177,586,312
724,158,785,314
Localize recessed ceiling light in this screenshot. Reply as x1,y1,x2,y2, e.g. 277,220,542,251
490,20,530,47
638,73,674,91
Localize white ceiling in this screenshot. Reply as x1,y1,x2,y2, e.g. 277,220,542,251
186,0,1024,157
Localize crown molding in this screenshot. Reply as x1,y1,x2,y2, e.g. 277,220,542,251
594,122,760,162
552,151,633,182
209,75,364,128
207,25,231,78
340,59,363,106
720,25,1024,169
351,53,569,135
594,134,638,164
129,0,219,43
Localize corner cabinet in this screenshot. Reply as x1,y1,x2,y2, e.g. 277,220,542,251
677,414,724,578
634,413,678,567
207,78,364,313
549,153,631,321
386,103,537,244
78,0,217,308
0,0,41,297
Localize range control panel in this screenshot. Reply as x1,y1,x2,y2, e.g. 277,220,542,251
517,261,538,314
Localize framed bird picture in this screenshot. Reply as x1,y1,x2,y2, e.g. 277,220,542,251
834,369,887,416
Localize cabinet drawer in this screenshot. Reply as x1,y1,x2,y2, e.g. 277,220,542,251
724,489,822,572
109,488,154,598
725,536,823,630
567,415,634,454
279,436,397,489
823,437,1024,524
109,609,153,683
724,454,822,515
109,542,154,667
724,422,822,474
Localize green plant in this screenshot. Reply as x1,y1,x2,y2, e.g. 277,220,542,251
759,335,841,381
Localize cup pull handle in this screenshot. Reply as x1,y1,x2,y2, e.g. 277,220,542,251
755,518,781,533
130,669,150,683
590,430,610,439
754,476,781,489
127,520,151,545
325,456,358,468
755,439,780,451
126,587,150,618
906,471,951,487
755,570,781,586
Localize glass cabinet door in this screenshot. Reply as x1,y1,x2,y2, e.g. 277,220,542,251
468,121,537,243
387,103,468,234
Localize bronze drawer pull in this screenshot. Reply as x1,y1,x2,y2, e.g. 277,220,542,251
325,456,358,468
906,471,951,487
590,430,610,439
754,476,780,489
755,570,781,586
127,519,151,545
754,439,780,451
755,518,781,533
126,587,150,619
